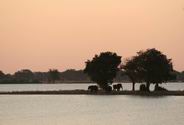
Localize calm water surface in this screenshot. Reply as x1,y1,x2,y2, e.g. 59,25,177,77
0,82,183,92
0,95,184,125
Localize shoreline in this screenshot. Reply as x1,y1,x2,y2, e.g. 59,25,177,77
0,90,184,96
0,81,183,84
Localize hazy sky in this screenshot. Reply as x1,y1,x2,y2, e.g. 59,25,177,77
0,0,184,73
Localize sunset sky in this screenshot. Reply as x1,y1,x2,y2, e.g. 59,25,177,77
0,0,184,73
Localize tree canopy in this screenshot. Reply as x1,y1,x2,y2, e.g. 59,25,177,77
48,69,60,83
125,48,175,91
0,70,5,78
14,69,34,83
84,52,121,90
122,56,142,91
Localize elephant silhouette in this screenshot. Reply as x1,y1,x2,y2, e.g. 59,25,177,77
88,85,98,93
113,84,123,91
139,84,146,91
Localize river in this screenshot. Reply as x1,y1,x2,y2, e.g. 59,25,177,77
0,95,184,125
0,83,184,125
0,82,183,92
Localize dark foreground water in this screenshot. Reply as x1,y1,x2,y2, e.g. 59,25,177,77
0,95,184,125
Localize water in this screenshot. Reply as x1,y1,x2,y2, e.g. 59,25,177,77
0,83,183,125
0,82,183,92
0,95,183,125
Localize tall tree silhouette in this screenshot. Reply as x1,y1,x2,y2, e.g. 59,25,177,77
84,52,121,91
135,48,175,91
122,56,142,91
48,69,60,83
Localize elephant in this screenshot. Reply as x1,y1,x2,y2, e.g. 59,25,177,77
139,84,147,91
113,84,123,91
88,85,98,93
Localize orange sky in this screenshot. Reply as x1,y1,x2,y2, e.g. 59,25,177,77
0,0,184,73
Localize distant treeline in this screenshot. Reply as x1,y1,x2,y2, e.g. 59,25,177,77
0,69,183,83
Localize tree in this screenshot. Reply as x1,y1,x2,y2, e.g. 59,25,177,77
0,70,5,78
84,52,121,91
60,69,89,82
135,48,175,91
177,71,184,82
122,56,142,91
14,69,34,83
48,69,60,83
0,70,6,83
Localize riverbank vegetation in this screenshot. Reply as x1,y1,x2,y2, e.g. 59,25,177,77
0,48,184,84
0,48,184,95
84,52,121,92
84,48,177,92
122,48,176,92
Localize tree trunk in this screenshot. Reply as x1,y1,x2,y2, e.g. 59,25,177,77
132,81,135,91
130,76,135,91
155,83,159,91
155,83,159,88
146,82,150,92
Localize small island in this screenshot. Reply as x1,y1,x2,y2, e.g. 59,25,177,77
0,48,184,96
